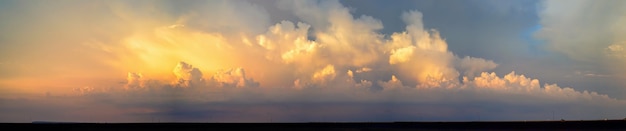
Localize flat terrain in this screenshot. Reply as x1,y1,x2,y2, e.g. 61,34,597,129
2,120,626,131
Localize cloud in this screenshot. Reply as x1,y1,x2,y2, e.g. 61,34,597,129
535,0,626,61
456,56,499,78
535,0,626,77
64,0,626,103
277,0,384,67
385,10,460,87
73,86,97,96
534,0,626,96
182,0,272,35
125,72,144,89
172,62,204,88
378,75,407,90
574,71,613,78
355,67,372,73
48,68,623,122
605,42,626,58
1,0,625,122
312,65,337,85
258,21,319,65
210,67,260,88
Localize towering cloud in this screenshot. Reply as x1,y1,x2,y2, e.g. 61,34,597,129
385,10,499,88
0,0,624,122
88,0,622,103
173,62,204,88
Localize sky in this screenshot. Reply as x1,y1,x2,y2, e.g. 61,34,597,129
0,0,625,122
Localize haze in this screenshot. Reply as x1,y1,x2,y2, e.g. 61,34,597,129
1,0,625,122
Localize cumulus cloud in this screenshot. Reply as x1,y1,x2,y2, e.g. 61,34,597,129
1,0,625,122
97,0,623,110
385,10,462,87
257,21,314,61
173,61,204,88
125,72,144,89
471,72,540,90
210,67,260,88
277,0,384,67
312,65,337,85
378,75,407,90
456,56,499,78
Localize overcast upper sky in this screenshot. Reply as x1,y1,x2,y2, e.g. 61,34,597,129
1,0,625,122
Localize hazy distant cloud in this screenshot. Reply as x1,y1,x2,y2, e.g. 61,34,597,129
535,0,626,63
456,56,499,78
605,42,626,58
182,0,271,35
378,75,407,90
125,72,144,89
51,69,624,122
73,86,97,96
574,71,612,78
536,0,626,59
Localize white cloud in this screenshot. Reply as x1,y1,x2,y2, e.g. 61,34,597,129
278,0,385,67
87,0,625,110
2,0,625,122
312,65,337,85
104,0,620,106
210,67,260,88
385,10,460,87
172,61,204,88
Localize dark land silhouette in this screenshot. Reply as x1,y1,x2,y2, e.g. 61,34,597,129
2,119,626,131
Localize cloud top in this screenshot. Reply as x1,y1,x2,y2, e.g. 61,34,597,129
0,0,624,122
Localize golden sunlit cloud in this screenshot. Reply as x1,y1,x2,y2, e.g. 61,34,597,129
1,0,625,122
